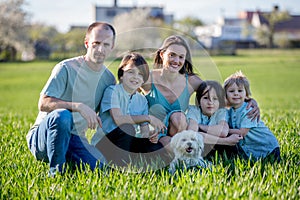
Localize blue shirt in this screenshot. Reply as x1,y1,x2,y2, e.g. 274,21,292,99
187,105,227,126
227,102,279,160
30,56,115,136
100,84,149,134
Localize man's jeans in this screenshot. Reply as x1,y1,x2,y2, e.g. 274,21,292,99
27,109,106,175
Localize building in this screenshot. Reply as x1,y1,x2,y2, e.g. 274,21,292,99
194,6,300,53
194,16,257,55
93,0,173,25
246,9,300,48
238,5,300,48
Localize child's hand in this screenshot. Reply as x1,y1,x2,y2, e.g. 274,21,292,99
149,131,159,143
225,134,243,146
149,115,166,134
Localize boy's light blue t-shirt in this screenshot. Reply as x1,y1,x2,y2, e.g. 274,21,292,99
100,84,149,134
187,105,227,126
31,56,116,136
227,102,279,160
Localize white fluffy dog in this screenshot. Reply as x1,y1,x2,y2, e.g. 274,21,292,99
169,130,210,174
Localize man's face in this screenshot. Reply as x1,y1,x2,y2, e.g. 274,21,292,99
85,26,114,65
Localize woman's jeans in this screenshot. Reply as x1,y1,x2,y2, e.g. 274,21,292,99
26,109,106,175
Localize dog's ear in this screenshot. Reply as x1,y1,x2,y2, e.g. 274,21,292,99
196,132,204,150
170,133,180,150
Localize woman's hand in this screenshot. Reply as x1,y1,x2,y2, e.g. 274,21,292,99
246,98,260,122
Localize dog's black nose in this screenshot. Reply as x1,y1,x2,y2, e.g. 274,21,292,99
187,142,192,147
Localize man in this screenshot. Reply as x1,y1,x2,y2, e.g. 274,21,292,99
26,22,116,177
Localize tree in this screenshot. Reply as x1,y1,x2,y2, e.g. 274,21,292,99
113,8,167,55
173,16,206,51
63,28,86,54
174,16,204,36
0,0,31,60
29,24,86,60
29,23,59,59
260,6,290,48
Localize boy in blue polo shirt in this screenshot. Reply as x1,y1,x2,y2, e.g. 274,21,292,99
96,52,166,167
224,71,280,162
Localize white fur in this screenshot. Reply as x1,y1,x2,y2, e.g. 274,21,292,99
169,130,209,174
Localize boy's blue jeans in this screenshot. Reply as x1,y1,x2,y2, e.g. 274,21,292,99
26,109,106,176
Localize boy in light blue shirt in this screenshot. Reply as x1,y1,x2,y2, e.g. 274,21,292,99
224,71,280,162
96,53,166,167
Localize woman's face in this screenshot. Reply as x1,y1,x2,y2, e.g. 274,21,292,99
160,44,187,73
200,87,220,117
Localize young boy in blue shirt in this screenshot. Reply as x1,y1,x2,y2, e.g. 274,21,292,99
224,71,280,162
96,52,166,167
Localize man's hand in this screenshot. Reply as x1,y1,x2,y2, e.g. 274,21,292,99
77,103,102,129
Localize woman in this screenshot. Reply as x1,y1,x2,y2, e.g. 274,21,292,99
141,35,260,150
141,35,202,147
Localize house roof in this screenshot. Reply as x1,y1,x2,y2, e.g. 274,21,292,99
240,10,300,32
275,16,300,32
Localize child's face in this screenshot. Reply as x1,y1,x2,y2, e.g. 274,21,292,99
200,87,219,117
226,83,246,108
121,63,144,94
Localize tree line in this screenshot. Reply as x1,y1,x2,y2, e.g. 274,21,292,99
0,0,292,61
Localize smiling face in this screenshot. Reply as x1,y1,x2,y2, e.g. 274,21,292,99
121,64,145,94
160,44,187,73
225,83,247,109
200,87,220,117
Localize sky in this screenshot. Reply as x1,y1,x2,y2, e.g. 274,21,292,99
25,0,300,33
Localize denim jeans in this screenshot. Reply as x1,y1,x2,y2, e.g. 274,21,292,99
27,109,106,175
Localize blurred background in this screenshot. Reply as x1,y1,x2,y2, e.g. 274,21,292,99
0,0,299,61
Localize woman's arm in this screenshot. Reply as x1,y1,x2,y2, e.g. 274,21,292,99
188,74,203,92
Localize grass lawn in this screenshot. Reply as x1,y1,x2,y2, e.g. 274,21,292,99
0,49,299,199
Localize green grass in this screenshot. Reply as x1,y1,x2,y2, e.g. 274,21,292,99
1,50,300,199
